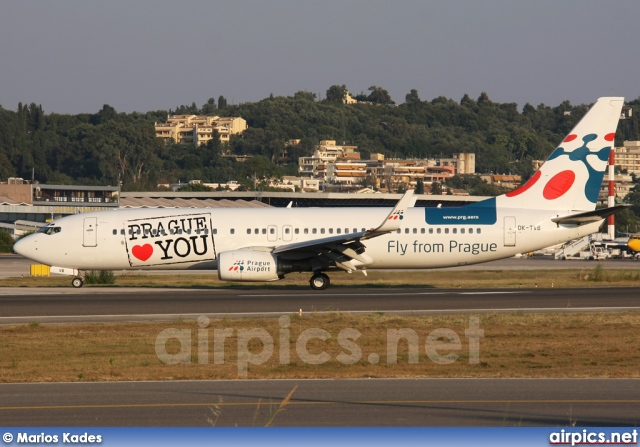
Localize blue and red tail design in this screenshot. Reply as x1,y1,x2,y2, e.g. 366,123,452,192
497,97,624,211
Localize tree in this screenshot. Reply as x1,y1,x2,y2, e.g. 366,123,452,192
367,85,393,105
326,85,347,103
294,91,316,102
478,92,490,103
93,104,117,124
0,229,13,253
178,182,213,192
405,89,420,106
624,183,640,216
615,208,640,234
218,96,228,110
202,97,216,115
431,182,443,195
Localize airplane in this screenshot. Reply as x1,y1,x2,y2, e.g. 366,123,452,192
14,97,626,290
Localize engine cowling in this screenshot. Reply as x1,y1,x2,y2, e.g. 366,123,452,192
218,249,280,282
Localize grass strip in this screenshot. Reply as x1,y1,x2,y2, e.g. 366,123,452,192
1,312,639,383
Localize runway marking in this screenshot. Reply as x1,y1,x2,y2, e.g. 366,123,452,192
1,399,640,411
2,306,640,325
459,291,527,295
240,291,528,298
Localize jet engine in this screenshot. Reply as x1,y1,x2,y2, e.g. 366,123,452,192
217,249,282,282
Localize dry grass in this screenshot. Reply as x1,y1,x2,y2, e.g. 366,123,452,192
1,312,639,383
4,266,640,289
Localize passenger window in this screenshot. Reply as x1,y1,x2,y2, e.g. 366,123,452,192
255,228,259,234
112,229,117,235
397,229,401,234
121,229,125,235
404,228,409,234
429,228,433,234
230,229,235,235
262,228,266,234
337,228,341,234
477,228,482,234
461,228,465,234
469,228,473,234
321,228,325,234
295,228,299,234
304,228,309,234
345,228,349,234
247,229,251,234
312,229,317,234
437,228,441,234
444,228,449,234
269,228,275,234
353,228,357,233
413,228,417,234
285,228,290,234
329,228,333,234
213,229,218,235
452,228,457,234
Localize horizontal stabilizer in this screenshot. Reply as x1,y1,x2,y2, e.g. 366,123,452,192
551,204,629,225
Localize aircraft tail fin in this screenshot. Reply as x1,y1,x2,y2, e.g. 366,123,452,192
497,97,624,211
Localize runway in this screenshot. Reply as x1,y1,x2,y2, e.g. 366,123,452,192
1,286,640,324
2,255,639,429
3,253,640,279
1,378,638,426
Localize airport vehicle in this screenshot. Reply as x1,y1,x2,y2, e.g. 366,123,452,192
13,97,626,290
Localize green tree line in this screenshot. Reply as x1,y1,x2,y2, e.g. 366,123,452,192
1,89,639,193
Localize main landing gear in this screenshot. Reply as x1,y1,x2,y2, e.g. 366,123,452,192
309,272,330,290
71,276,85,288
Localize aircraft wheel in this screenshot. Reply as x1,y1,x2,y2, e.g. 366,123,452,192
71,277,84,288
309,273,330,290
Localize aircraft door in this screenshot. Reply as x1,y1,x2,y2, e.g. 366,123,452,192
83,217,98,247
267,225,278,242
504,216,516,247
283,225,293,242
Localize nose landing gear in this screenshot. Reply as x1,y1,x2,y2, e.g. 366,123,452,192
309,272,330,290
71,277,84,288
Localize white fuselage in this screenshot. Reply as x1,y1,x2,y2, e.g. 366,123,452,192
15,205,600,271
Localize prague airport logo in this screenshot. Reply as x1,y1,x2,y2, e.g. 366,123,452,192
388,210,404,220
229,260,245,272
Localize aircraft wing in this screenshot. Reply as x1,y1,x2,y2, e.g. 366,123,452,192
551,204,629,225
272,189,415,272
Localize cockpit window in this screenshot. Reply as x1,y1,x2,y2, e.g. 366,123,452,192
38,226,61,235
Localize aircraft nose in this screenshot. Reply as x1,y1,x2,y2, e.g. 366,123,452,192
13,235,34,258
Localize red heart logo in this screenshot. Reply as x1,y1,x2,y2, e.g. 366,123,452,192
132,244,153,262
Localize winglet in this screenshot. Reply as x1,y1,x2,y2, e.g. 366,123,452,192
363,189,414,239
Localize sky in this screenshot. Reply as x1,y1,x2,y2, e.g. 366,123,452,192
1,0,639,114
